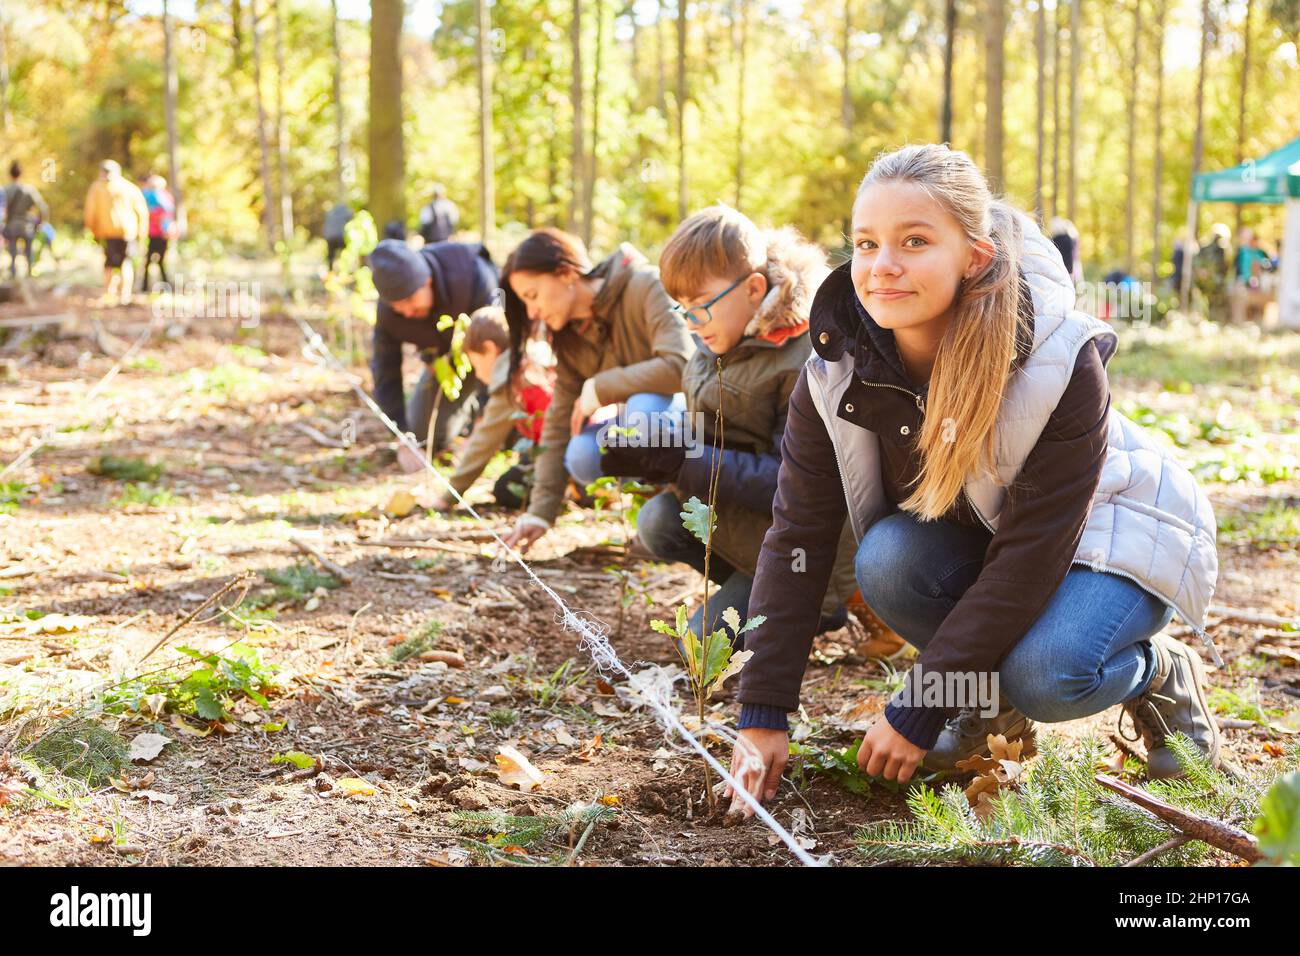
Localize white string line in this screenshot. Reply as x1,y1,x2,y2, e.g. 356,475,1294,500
1,311,163,479
290,311,822,867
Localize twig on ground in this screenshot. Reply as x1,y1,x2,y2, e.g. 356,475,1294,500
290,535,354,584
1095,774,1264,863
137,572,255,664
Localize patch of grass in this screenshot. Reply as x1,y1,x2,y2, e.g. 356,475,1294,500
1111,322,1300,393
390,619,442,662
23,719,129,786
1217,500,1300,549
1208,685,1285,726
528,658,588,709
262,563,341,603
182,362,267,397
111,482,177,508
127,355,163,372
487,708,518,730
88,454,164,482
0,481,32,515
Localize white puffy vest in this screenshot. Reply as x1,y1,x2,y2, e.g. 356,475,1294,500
805,212,1221,663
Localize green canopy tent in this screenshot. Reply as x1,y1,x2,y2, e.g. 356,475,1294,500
1192,136,1300,327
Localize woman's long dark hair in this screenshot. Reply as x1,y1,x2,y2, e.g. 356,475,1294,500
502,228,593,389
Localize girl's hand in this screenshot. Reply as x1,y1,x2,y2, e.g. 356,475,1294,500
857,717,926,785
724,727,789,819
502,515,548,553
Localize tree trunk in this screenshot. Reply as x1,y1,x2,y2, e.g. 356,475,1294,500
841,0,853,133
251,0,276,246
1151,0,1166,284
1126,0,1141,275
984,0,1005,190
368,0,406,232
628,2,640,108
1235,0,1253,235
476,0,495,241
1067,0,1080,222
1035,0,1045,221
735,0,747,210
940,0,956,143
163,0,184,233
586,0,603,246
1180,0,1211,314
274,0,293,242
676,0,688,220
0,1,12,131
331,0,349,204
570,0,583,236
656,0,667,114
1051,0,1061,219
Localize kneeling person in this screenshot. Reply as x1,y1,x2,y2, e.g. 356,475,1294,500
431,307,553,511
601,206,858,644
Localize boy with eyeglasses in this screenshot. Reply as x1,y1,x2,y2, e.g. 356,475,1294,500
600,205,864,646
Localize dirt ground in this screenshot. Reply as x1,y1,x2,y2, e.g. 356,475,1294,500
1,286,1297,867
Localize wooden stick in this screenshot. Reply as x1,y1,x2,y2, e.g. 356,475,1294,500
137,572,255,664
290,535,354,583
1123,835,1191,868
354,538,486,558
292,421,347,449
1094,774,1264,863
0,313,70,329
1207,604,1299,630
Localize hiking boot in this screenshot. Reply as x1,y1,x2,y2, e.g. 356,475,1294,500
1119,633,1222,780
921,696,1038,774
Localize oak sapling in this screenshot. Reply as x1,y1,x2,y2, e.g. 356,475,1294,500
648,357,764,810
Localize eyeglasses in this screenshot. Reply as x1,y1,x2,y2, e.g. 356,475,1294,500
670,274,749,328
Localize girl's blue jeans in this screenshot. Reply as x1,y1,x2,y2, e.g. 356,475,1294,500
854,510,1175,722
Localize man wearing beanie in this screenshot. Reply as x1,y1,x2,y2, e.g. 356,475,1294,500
368,237,499,466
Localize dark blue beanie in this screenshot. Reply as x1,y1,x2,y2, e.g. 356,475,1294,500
370,239,431,302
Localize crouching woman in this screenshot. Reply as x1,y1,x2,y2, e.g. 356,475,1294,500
726,144,1220,815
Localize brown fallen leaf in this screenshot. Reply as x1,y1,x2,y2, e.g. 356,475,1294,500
495,745,545,791
576,734,602,761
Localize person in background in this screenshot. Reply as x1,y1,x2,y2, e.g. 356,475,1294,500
3,160,49,279
367,237,499,469
418,184,459,245
1048,217,1081,285
139,175,177,292
430,307,554,512
1234,228,1270,288
499,228,693,554
323,202,353,272
1194,223,1232,317
83,160,149,306
599,205,861,644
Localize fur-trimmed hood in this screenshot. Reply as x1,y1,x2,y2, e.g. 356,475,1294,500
742,226,830,339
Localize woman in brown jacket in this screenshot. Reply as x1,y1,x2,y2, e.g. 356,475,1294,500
500,228,694,553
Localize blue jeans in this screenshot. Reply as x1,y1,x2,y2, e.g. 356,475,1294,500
564,391,687,488
854,511,1176,722
637,490,752,642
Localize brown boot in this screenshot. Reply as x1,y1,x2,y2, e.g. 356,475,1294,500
1119,633,1222,780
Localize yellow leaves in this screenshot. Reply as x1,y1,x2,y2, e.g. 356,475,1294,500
495,745,545,791
2,613,96,636
335,777,377,798
598,794,621,807
171,715,212,737
383,490,418,518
